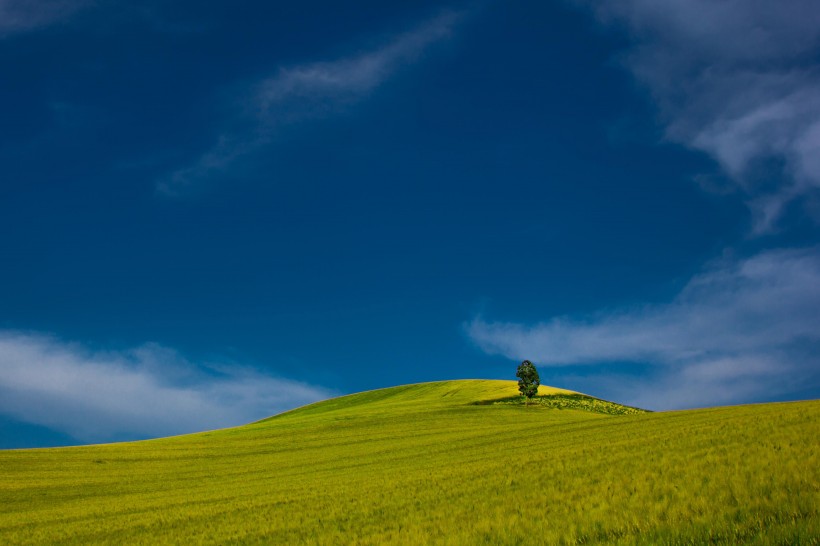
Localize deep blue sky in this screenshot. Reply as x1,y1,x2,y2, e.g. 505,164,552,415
2,0,819,448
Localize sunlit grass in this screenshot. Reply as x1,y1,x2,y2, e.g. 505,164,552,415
1,379,817,545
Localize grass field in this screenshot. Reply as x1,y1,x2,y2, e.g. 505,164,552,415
1,379,817,545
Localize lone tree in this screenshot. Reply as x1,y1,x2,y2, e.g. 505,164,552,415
516,360,540,404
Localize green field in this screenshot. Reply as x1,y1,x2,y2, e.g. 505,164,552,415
1,379,818,545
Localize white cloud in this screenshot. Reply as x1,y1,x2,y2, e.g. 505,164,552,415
157,11,461,196
0,332,332,443
256,11,457,113
0,0,86,36
578,0,820,232
468,247,820,409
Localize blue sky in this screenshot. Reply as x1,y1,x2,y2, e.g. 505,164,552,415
1,0,819,448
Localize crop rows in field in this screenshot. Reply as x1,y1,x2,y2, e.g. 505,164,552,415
1,380,817,545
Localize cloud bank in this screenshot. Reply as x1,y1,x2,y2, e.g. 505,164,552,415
0,332,332,444
579,0,820,232
158,11,461,196
0,0,86,36
468,247,820,409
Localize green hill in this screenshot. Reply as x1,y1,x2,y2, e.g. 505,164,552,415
1,379,817,545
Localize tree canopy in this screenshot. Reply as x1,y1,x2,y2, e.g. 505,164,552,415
516,360,540,403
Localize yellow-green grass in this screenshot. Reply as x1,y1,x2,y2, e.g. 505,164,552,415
0,379,817,545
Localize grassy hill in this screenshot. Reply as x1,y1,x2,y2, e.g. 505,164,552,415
1,379,817,545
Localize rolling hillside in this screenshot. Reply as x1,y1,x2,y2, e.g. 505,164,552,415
1,380,817,545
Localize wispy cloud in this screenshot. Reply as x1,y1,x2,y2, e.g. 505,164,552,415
468,247,820,409
158,11,461,196
0,0,87,36
0,332,332,444
578,0,820,232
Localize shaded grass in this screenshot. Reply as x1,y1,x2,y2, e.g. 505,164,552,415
0,379,817,545
474,393,649,415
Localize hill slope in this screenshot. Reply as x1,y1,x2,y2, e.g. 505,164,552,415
1,379,817,545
